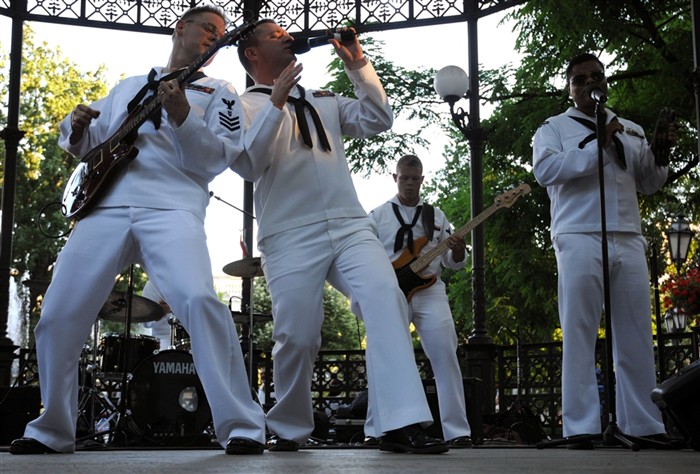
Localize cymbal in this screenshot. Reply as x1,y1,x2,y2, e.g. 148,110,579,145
223,257,263,278
98,291,164,324
231,311,272,324
23,279,51,293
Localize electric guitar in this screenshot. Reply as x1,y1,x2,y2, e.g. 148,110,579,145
61,22,255,220
393,183,531,301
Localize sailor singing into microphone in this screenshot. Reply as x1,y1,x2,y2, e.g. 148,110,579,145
532,52,677,447
233,19,448,454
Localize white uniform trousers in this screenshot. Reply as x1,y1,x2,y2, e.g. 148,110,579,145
364,283,471,440
259,217,433,443
24,207,265,452
554,232,665,437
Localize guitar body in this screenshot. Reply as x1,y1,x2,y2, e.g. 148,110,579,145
61,140,138,219
392,237,438,301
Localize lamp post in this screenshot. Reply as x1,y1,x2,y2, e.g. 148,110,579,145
665,214,694,272
433,64,490,345
434,60,498,414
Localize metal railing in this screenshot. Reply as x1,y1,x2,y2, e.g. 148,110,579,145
16,327,699,440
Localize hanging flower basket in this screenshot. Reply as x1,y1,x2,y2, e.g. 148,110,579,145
661,266,700,324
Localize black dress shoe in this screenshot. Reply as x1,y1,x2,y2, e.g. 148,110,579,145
225,437,265,455
266,435,300,452
379,424,449,454
565,434,596,450
566,440,595,450
9,437,58,455
363,436,380,447
448,436,472,448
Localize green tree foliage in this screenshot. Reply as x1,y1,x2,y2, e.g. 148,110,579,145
1,26,109,283
1,26,110,341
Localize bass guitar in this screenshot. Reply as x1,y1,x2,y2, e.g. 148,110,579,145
61,22,254,220
393,183,531,301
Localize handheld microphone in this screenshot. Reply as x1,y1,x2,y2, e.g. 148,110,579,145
588,86,608,104
290,29,356,55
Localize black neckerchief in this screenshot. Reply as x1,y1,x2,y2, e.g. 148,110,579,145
392,202,422,253
249,85,331,151
569,115,626,170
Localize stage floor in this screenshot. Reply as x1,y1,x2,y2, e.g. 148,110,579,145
1,442,698,474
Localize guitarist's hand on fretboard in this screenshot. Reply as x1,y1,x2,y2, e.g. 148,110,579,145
69,104,100,144
446,234,467,263
159,79,190,127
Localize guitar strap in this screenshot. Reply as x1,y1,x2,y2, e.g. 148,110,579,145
392,202,422,253
127,68,208,130
421,203,435,242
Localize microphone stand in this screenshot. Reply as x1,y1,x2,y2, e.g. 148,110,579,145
209,191,256,220
211,191,259,392
538,98,665,451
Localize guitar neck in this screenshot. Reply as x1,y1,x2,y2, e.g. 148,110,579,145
409,202,499,274
114,23,250,144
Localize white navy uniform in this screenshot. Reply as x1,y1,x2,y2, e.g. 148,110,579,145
23,68,271,452
234,61,434,443
362,196,472,441
533,106,666,437
141,280,172,350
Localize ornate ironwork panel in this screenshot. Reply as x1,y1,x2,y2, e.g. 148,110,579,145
2,1,524,34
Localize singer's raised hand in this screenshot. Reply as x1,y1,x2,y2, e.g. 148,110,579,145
329,27,366,70
270,60,303,109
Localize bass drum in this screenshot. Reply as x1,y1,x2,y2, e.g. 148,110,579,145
129,350,213,446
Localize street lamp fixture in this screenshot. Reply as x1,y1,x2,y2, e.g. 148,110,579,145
433,65,479,140
665,214,694,272
664,307,688,333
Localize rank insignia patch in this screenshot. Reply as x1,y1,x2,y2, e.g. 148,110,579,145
219,97,240,132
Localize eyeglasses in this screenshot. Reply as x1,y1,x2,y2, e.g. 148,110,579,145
186,20,224,39
569,71,606,86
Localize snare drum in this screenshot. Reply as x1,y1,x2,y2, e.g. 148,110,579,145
100,333,159,374
129,350,212,446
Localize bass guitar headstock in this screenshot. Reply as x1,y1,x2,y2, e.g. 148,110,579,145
494,183,532,209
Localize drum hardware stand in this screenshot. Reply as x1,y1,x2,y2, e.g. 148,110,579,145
536,97,669,451
90,264,145,446
76,321,118,446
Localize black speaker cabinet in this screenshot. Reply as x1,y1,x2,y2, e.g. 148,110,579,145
0,386,41,445
422,377,484,444
652,359,700,451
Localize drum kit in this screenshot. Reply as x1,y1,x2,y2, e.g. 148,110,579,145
74,286,214,447
25,257,272,448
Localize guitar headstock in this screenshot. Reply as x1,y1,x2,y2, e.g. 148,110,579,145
218,21,257,48
494,183,532,208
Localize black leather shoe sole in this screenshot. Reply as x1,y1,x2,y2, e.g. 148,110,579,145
379,439,449,454
266,437,300,452
225,437,265,455
9,438,58,455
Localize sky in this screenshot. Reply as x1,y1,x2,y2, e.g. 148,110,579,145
0,10,521,278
